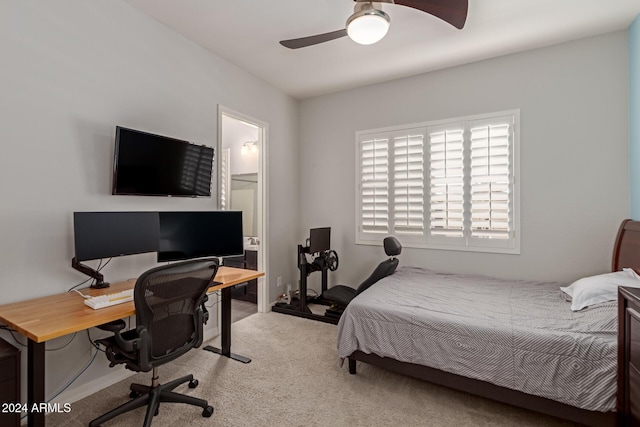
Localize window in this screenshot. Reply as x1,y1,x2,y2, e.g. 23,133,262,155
356,110,519,253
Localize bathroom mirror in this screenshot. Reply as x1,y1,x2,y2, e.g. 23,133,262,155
230,173,258,238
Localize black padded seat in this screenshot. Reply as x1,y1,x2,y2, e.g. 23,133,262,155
322,237,401,308
324,286,357,307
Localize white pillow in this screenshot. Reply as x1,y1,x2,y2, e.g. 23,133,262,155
560,268,640,311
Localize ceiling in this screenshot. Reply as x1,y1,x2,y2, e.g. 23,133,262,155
125,0,640,100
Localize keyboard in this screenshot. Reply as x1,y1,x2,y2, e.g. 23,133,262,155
84,289,134,310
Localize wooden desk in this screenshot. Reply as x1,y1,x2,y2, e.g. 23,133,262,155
0,266,264,427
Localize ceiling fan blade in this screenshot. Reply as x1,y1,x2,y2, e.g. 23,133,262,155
280,29,348,49
393,0,468,29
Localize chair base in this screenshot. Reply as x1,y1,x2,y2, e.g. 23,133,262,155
89,373,213,427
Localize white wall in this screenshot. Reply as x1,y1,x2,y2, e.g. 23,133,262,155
0,0,299,405
299,31,630,292
630,14,640,218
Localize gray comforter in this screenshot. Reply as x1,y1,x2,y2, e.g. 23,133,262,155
336,267,617,412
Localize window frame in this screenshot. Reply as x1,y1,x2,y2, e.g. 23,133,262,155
355,109,520,254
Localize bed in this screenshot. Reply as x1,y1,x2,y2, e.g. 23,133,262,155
337,219,640,426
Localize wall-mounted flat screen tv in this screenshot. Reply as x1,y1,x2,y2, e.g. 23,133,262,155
112,126,214,197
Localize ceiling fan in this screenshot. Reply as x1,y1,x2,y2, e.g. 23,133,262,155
279,0,468,49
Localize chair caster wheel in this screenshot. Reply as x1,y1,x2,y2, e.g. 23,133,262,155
129,390,139,399
189,379,199,389
202,406,214,417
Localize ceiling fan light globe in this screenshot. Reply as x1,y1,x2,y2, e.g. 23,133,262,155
346,9,390,45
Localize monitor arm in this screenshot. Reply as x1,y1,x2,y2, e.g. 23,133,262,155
71,257,110,289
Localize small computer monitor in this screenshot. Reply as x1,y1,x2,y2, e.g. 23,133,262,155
73,212,160,262
309,227,331,253
157,211,244,262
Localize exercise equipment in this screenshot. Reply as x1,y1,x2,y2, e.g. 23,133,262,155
321,236,401,320
272,232,339,324
272,229,402,324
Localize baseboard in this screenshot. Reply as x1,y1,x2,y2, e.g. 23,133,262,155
49,368,136,407
203,325,220,343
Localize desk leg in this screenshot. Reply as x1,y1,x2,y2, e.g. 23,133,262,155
203,286,251,363
28,340,45,427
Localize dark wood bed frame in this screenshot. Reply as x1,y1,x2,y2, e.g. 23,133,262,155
348,219,640,427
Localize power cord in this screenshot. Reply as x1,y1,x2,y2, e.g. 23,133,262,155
205,290,221,308
0,325,26,347
37,346,99,417
70,289,91,299
45,333,77,352
67,277,93,293
0,324,79,353
17,324,113,419
86,329,105,353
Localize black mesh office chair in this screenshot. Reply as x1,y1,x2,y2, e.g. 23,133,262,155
322,237,401,309
89,258,218,427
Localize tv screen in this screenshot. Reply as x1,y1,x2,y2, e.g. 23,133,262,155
112,126,214,197
73,211,160,262
309,227,331,253
158,211,244,262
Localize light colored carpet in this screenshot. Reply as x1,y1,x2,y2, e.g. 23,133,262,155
231,299,258,323
47,312,578,426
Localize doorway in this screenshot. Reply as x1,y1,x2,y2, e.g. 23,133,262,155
218,106,268,322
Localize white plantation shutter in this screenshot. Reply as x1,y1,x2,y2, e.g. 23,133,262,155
356,110,518,253
470,120,512,242
360,136,389,235
393,132,425,236
429,128,464,239
219,148,231,210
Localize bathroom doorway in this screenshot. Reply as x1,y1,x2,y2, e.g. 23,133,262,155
218,106,268,322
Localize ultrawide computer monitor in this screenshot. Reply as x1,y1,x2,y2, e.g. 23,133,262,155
157,211,244,262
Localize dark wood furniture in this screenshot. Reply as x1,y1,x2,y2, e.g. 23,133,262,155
348,219,640,427
224,250,258,303
0,338,20,427
617,220,640,426
619,286,640,426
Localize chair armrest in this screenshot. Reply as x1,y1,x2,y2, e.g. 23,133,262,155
98,320,140,355
96,319,127,333
194,308,204,348
201,294,209,324
135,326,152,371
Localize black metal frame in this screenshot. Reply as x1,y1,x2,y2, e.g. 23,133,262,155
272,244,338,324
71,257,109,289
27,340,45,427
203,285,252,363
